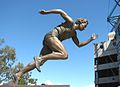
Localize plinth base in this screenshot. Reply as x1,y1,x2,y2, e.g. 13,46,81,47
1,85,70,87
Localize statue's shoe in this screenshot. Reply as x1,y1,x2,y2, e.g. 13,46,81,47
34,56,41,72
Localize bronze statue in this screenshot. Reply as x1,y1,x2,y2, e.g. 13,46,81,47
16,9,97,80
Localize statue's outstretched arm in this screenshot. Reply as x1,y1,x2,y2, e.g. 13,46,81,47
39,9,73,23
72,32,97,47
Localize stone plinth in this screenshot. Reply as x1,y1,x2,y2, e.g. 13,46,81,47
0,85,70,87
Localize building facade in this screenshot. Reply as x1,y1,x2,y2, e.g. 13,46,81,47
94,18,120,87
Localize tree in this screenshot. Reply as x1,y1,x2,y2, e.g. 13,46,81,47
0,38,37,85
0,38,16,83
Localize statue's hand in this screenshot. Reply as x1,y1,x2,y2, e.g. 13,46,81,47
39,10,47,14
91,33,97,40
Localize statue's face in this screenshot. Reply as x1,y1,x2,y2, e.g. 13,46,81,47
78,22,88,31
78,18,88,24
79,26,86,31
75,18,88,31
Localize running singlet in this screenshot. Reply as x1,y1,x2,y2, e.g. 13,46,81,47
44,22,74,41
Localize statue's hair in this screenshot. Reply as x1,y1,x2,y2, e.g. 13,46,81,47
75,18,88,25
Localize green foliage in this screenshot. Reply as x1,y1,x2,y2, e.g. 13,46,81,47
0,38,37,85
0,38,16,83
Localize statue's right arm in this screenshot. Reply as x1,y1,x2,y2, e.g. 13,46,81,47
39,9,73,23
72,32,96,48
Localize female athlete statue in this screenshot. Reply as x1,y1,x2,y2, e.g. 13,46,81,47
16,9,97,80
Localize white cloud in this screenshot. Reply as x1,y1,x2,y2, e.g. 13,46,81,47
0,82,3,86
44,80,54,85
28,83,35,86
41,80,66,85
85,83,95,87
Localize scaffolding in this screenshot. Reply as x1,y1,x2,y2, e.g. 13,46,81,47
94,0,120,87
94,19,120,87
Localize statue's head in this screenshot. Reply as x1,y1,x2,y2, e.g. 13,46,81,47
75,18,88,31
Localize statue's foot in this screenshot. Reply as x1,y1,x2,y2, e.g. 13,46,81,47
15,73,22,81
12,73,21,85
34,56,41,72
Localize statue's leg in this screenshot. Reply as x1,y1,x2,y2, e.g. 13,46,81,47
39,45,52,65
16,61,36,80
34,46,52,72
38,37,68,64
16,36,67,79
16,45,52,78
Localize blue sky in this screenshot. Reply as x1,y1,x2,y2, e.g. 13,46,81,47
0,0,116,87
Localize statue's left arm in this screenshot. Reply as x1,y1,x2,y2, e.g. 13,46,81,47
39,9,73,23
